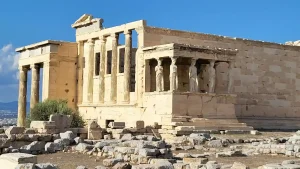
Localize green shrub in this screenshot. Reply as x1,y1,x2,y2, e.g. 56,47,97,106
29,99,85,128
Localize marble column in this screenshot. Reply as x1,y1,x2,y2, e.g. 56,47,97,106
123,30,132,103
99,36,106,103
110,33,118,103
208,60,216,93
17,67,28,127
87,39,95,103
30,64,40,110
227,61,234,93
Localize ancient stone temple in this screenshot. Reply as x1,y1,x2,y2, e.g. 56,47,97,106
16,14,300,132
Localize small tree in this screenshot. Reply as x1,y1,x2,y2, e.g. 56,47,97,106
28,99,85,128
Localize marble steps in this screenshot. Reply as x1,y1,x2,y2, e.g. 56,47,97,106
174,125,253,131
170,122,249,127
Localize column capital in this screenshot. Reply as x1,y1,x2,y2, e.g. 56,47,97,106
77,41,84,45
135,27,144,35
30,64,39,69
19,66,28,72
110,33,118,39
99,35,107,43
124,29,132,35
156,58,163,66
87,39,95,44
170,56,177,65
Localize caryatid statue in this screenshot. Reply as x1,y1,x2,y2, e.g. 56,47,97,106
227,62,234,93
208,60,216,93
155,58,164,92
189,59,198,92
170,57,178,91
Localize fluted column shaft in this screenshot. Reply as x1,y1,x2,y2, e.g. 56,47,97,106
99,36,106,103
17,67,28,127
87,39,95,103
30,64,40,110
110,33,118,103
123,30,132,103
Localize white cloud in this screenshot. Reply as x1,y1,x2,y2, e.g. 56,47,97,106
0,44,20,74
1,44,12,53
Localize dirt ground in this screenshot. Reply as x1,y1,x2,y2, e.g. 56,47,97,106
37,152,297,169
38,152,104,169
37,132,297,169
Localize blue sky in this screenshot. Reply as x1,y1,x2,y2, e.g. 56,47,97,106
0,0,299,102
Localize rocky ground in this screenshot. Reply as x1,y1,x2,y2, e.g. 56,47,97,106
3,127,300,169
37,150,297,169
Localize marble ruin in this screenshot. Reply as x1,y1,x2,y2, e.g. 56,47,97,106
16,14,300,137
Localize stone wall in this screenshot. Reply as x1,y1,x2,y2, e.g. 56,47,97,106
143,26,300,129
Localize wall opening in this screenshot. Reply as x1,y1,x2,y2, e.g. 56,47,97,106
149,59,158,92
162,57,171,91
106,50,112,74
196,59,210,93
130,30,138,92
176,57,190,92
106,120,114,128
95,52,100,76
118,48,125,73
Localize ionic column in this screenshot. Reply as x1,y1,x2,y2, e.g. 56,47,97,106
17,67,28,127
86,39,95,103
227,61,234,93
30,64,40,110
110,33,118,103
123,30,132,103
208,60,216,93
99,36,106,103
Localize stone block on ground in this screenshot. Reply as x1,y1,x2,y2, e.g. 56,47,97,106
183,157,208,164
45,142,63,153
24,141,46,152
24,129,36,134
60,131,76,141
35,163,58,169
49,114,72,132
112,162,131,169
30,121,56,130
103,158,124,167
0,153,37,169
230,162,249,169
15,163,36,169
139,148,160,157
207,140,223,148
5,126,25,135
76,166,88,169
75,143,94,152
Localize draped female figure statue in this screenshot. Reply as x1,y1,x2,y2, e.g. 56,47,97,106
189,59,198,92
227,62,234,93
155,58,164,92
170,57,178,91
208,60,216,93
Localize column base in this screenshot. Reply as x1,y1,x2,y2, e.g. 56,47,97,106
121,100,130,104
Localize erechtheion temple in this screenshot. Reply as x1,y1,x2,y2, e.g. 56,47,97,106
16,14,300,134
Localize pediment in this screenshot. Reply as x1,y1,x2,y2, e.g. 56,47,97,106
73,14,93,25
72,14,99,28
